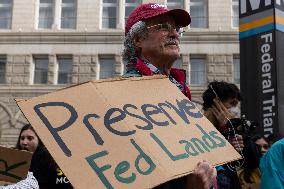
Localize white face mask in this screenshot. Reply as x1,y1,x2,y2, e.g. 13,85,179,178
228,106,240,117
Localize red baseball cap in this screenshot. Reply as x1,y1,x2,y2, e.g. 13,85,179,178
125,3,191,35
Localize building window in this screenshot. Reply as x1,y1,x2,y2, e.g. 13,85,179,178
99,55,115,79
0,56,6,84
0,0,12,29
232,0,239,28
61,0,76,29
38,0,54,29
233,56,240,84
189,0,208,28
125,0,141,24
166,0,184,9
190,56,206,84
57,56,72,84
102,0,118,29
34,56,48,84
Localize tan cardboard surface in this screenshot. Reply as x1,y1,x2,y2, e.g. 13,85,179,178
0,146,32,184
16,76,241,189
0,181,13,186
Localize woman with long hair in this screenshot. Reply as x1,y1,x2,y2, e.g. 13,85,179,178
238,134,269,189
3,124,40,189
3,124,73,189
15,124,43,152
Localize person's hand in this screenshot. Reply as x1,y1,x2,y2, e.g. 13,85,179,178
186,161,217,189
210,98,236,126
228,134,244,152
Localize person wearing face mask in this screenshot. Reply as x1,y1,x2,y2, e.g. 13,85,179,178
202,81,244,153
202,81,244,189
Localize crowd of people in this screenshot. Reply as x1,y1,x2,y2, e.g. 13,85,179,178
1,3,283,189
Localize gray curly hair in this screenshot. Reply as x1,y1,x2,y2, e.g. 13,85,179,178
123,21,148,71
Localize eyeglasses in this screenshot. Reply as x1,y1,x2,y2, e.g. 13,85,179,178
147,23,184,36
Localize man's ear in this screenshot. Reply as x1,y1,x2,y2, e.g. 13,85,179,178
134,36,143,48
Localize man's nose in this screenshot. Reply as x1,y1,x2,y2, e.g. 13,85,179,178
169,28,179,38
167,26,179,37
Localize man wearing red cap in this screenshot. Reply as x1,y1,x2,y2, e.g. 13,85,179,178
123,3,217,189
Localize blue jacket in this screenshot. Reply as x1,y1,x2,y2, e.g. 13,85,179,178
260,138,284,189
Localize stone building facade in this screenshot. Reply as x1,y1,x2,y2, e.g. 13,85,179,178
0,0,239,146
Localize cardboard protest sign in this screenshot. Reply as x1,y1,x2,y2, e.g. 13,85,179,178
16,76,241,189
0,146,32,184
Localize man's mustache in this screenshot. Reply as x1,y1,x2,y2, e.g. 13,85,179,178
164,38,179,46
